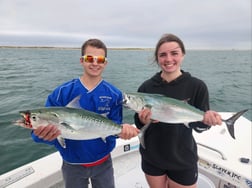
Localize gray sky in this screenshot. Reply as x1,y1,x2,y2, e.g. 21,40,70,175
0,0,251,49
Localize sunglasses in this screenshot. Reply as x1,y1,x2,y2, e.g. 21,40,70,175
82,55,107,64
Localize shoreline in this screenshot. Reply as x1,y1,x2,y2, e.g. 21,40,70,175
0,46,249,51
0,46,154,51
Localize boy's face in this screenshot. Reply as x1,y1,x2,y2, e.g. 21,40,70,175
80,46,107,77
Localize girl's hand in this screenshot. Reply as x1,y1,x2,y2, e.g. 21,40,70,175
138,108,152,125
203,110,222,126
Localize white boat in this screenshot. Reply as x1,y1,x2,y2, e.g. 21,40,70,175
194,112,252,188
0,112,251,188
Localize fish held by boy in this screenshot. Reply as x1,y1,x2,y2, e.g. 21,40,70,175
123,92,248,139
14,96,145,148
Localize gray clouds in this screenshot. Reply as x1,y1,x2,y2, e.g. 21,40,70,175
0,0,251,49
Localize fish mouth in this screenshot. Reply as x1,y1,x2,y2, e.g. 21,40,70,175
122,98,127,105
14,111,32,129
122,93,129,106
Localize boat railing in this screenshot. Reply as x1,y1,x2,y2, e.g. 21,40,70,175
197,142,227,160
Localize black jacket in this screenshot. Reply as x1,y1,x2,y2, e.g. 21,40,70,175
134,71,210,170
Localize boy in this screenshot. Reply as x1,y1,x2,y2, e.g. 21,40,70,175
32,38,139,188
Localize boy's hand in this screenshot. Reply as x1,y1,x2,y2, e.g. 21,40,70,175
33,125,61,141
119,124,140,140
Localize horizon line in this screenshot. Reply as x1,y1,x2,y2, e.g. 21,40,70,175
0,45,250,51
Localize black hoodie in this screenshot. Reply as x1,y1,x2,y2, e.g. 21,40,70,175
134,71,210,170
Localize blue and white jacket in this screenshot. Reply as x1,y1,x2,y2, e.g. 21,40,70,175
31,78,123,164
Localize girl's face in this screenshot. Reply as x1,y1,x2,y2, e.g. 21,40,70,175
157,41,184,74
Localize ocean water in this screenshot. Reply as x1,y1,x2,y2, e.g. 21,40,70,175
0,47,251,175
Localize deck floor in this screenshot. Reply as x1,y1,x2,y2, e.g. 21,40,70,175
114,150,148,187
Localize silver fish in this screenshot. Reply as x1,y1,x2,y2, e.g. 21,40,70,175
123,92,248,139
15,107,123,147
15,96,146,148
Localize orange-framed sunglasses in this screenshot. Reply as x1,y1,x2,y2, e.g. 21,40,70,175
82,55,107,64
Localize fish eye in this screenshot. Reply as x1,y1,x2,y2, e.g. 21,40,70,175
31,115,37,121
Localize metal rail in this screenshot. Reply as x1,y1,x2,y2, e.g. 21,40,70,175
197,142,227,160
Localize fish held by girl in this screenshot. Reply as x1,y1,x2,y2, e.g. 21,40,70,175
123,92,248,139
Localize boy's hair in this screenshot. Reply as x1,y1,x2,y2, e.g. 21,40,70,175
81,39,107,57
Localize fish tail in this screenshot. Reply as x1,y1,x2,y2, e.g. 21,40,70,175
223,109,248,139
138,123,151,149
57,136,66,148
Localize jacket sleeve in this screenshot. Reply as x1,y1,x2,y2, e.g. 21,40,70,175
107,93,123,125
188,80,211,133
189,122,210,133
134,113,145,129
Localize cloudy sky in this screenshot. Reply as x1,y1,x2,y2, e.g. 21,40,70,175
0,0,251,49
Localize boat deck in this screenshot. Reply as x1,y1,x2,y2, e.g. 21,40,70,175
0,138,215,188
0,112,251,188
194,112,252,188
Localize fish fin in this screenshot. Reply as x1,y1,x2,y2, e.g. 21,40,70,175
144,104,152,109
138,123,151,149
184,123,190,128
182,98,190,103
101,137,107,143
66,95,82,109
57,136,66,148
100,112,109,117
222,109,248,139
60,121,75,131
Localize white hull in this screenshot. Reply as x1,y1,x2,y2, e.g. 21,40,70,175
0,113,251,188
194,112,252,188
